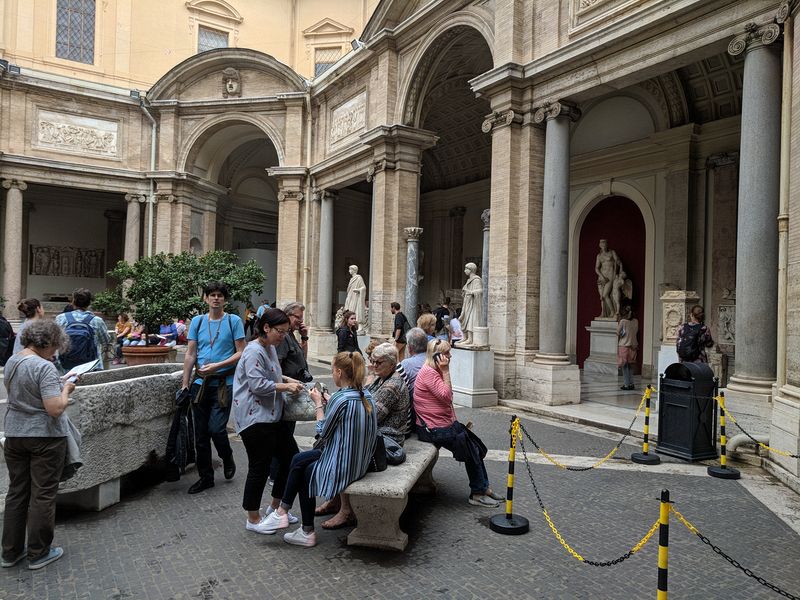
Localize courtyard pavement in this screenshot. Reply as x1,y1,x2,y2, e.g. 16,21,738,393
1,366,799,598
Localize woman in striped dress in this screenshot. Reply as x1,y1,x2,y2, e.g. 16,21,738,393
261,351,377,547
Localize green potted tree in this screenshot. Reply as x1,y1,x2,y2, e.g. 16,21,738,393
95,251,265,366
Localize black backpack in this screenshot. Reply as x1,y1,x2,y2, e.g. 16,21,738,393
60,311,99,369
676,323,704,362
0,316,15,366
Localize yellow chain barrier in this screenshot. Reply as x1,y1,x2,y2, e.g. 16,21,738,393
716,398,798,458
669,506,698,535
533,391,648,471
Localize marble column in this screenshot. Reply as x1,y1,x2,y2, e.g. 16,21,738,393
155,194,175,254
727,22,783,401
533,101,581,364
124,193,143,264
2,179,26,318
317,190,335,330
404,227,423,327
480,209,490,326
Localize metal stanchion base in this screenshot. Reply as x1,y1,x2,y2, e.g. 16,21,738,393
707,465,741,480
489,514,530,535
631,452,661,465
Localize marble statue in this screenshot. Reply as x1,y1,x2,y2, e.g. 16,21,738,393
594,239,622,319
344,265,367,334
459,262,483,346
611,270,633,319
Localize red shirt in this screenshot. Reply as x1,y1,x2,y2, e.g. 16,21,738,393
413,364,456,429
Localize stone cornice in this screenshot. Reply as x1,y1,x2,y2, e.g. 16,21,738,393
307,144,373,178
148,93,306,111
0,153,144,182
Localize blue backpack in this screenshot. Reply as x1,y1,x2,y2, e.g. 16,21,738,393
61,311,98,369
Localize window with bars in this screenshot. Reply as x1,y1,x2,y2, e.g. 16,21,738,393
198,26,229,53
314,47,342,77
56,0,96,64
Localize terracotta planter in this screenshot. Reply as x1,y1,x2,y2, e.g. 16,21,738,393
121,345,173,366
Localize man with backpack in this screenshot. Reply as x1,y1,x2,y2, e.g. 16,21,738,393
54,288,110,371
676,304,714,363
390,302,411,360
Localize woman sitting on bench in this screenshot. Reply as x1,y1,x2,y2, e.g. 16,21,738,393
413,339,504,508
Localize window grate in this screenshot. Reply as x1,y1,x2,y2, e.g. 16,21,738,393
314,47,342,77
198,26,228,53
56,0,95,64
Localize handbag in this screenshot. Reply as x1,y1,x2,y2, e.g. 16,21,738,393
383,434,406,465
282,388,318,421
368,433,388,472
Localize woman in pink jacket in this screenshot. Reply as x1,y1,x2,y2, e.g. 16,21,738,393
413,339,503,508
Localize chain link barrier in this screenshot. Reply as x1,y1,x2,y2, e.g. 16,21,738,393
517,429,660,566
715,398,799,459
670,505,800,599
519,390,647,471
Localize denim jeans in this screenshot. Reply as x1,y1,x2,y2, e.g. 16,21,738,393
622,363,634,387
239,421,298,511
280,449,322,527
191,382,233,482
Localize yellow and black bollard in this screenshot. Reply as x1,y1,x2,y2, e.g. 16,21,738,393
490,416,530,535
657,489,672,600
631,384,661,465
707,391,741,480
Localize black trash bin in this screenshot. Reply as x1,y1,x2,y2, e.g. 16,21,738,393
656,362,718,461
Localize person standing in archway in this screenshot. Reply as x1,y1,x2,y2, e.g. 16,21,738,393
617,305,638,391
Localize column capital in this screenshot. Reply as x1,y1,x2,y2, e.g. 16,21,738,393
125,193,146,203
481,208,491,230
448,206,467,218
277,190,303,202
707,152,739,169
404,226,423,242
312,188,338,202
366,158,395,182
729,2,788,58
104,209,126,222
156,193,176,204
2,179,27,191
481,109,523,133
532,101,581,125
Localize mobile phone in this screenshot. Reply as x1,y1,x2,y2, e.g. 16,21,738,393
433,352,442,364
67,376,78,383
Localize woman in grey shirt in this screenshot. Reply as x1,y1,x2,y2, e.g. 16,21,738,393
233,309,304,535
2,320,73,570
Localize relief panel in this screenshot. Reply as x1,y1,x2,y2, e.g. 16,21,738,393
328,91,367,149
33,109,120,159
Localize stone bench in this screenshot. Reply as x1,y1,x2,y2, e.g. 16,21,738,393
344,437,439,551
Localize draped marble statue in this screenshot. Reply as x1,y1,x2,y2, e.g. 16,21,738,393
344,264,367,334
459,262,483,346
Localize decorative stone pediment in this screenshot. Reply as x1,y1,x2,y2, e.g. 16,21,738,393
185,0,243,24
303,18,354,38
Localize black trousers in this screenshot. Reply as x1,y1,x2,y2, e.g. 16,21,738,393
239,421,299,512
281,449,322,527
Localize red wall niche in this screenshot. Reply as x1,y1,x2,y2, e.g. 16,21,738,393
576,196,646,370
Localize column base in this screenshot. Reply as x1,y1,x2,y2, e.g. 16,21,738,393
724,374,774,434
307,328,338,364
450,347,498,408
583,319,619,375
766,384,800,478
534,352,571,366
518,362,581,406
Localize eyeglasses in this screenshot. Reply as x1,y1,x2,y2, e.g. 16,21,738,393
273,328,290,335
369,358,385,365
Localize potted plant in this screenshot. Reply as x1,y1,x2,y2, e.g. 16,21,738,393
95,251,265,366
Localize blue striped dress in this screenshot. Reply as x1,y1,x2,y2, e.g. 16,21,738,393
309,387,377,500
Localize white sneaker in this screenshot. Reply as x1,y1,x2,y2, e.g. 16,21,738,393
283,528,317,548
260,510,289,532
265,506,299,524
245,517,277,535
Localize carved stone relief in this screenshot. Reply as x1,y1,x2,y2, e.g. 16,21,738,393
35,109,119,158
329,91,366,146
718,305,735,345
29,245,106,279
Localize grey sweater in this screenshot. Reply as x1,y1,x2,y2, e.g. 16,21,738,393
232,340,284,434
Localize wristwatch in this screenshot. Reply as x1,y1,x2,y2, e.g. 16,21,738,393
301,336,309,341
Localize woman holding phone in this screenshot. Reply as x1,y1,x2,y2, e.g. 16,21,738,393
413,339,502,508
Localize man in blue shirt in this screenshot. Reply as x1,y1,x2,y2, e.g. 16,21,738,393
181,282,246,494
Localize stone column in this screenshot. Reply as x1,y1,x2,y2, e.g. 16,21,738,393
155,194,175,254
726,21,783,413
104,209,125,288
480,209,490,325
2,179,26,318
124,193,143,264
404,227,423,326
275,189,303,308
317,190,335,330
534,101,581,364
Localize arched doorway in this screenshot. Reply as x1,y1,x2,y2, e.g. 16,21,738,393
406,26,493,312
576,196,646,371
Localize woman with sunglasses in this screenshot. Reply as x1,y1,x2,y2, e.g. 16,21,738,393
233,309,305,535
413,339,503,507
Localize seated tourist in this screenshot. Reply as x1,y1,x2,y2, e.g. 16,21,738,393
414,339,503,508
112,313,132,365
417,313,436,341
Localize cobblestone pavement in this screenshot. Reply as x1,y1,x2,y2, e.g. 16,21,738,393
1,368,799,599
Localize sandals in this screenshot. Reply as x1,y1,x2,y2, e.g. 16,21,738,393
321,514,357,530
314,501,340,517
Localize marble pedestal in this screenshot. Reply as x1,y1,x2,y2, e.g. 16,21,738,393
520,362,581,406
724,376,774,434
307,328,338,364
656,345,680,407
450,347,498,408
583,319,619,375
768,387,800,480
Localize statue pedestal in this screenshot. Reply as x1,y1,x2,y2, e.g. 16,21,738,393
357,334,372,350
724,375,774,434
307,328,338,364
450,347,498,408
656,344,680,407
521,362,581,406
471,326,489,347
768,386,800,482
583,319,619,375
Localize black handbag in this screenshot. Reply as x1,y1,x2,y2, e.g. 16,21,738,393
368,434,388,472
